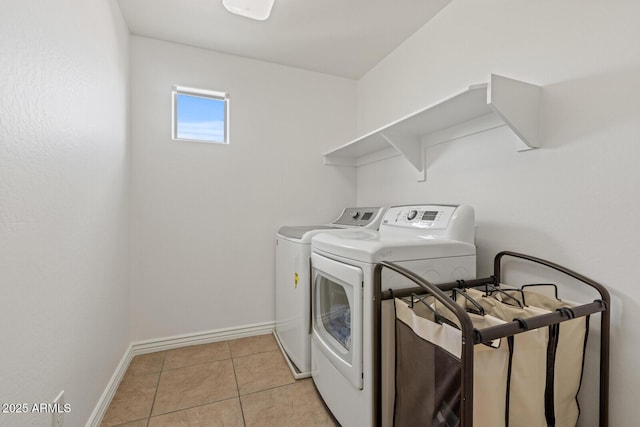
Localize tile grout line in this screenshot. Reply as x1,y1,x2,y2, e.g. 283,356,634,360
238,378,304,398
232,348,282,360
111,418,148,427
160,355,233,372
230,352,248,427
145,352,167,427
157,339,269,372
138,396,242,420
233,345,298,401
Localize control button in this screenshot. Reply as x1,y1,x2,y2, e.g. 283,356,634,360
351,211,360,220
406,210,418,221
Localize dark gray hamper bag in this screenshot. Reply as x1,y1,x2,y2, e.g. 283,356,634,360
394,296,509,427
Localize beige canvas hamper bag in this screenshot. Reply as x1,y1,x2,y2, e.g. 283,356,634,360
460,288,551,427
502,287,589,427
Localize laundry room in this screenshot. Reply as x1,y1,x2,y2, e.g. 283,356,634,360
1,0,638,426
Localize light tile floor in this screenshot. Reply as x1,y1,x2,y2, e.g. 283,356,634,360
100,334,339,427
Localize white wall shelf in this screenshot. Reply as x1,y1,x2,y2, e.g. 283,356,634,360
323,74,541,181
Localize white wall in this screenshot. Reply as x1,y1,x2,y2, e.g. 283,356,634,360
355,0,640,425
0,0,130,425
129,36,356,341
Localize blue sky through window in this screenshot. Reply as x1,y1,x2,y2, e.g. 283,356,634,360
176,93,226,143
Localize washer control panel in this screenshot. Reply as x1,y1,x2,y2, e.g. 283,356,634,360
333,207,385,227
382,205,457,230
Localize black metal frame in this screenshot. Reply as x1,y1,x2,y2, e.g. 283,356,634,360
373,250,610,427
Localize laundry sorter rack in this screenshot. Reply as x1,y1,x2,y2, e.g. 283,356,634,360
372,251,610,427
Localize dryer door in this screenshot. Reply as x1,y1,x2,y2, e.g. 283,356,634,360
311,252,363,390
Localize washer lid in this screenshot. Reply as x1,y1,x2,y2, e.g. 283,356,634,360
276,206,386,242
277,225,342,241
311,229,475,263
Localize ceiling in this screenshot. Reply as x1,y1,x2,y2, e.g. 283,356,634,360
117,0,451,79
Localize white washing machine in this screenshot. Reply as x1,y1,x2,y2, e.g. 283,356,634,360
275,207,385,379
310,204,476,426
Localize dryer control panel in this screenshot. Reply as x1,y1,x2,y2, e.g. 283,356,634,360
380,204,475,245
383,205,457,230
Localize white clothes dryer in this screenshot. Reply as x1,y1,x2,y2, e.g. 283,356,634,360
310,205,476,426
275,207,385,379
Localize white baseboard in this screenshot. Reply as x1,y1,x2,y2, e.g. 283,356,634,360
85,321,275,426
131,321,275,355
85,344,134,427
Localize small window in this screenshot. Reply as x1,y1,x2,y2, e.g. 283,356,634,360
172,85,229,144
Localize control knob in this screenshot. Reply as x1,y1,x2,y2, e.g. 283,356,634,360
406,210,418,221
351,211,360,220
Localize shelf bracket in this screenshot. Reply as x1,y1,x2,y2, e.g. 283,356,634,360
487,74,541,151
379,132,423,172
